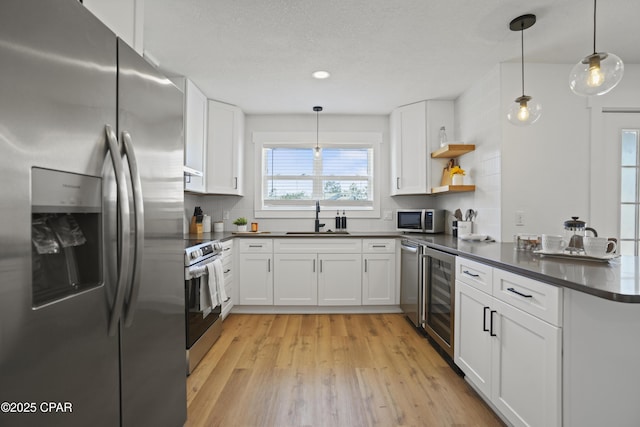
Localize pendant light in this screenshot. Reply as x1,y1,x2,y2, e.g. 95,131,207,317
569,0,624,96
313,106,323,157
507,14,541,126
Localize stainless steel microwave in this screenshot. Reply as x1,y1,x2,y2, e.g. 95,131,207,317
396,209,445,233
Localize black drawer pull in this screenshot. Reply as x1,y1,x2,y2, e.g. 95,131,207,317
490,310,497,336
224,269,231,274
249,245,263,248
372,245,386,248
463,270,480,278
483,306,490,332
507,287,533,298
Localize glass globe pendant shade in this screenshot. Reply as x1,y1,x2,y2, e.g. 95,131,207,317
569,52,624,96
507,95,542,126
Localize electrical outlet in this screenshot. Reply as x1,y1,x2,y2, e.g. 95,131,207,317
383,210,393,220
223,211,230,220
515,210,525,226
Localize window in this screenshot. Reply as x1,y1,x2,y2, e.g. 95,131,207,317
620,129,640,255
253,132,381,217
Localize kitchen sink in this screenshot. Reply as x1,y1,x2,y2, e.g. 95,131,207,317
285,231,350,235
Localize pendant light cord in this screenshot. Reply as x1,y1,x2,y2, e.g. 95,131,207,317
316,110,319,149
520,21,525,96
592,0,597,54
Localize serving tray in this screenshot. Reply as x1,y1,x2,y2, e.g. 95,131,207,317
533,249,620,263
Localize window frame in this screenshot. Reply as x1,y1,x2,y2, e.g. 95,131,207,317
620,128,640,255
253,131,382,219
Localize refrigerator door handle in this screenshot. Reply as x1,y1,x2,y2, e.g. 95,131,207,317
105,125,131,336
121,130,145,327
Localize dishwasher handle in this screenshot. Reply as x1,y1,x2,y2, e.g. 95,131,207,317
401,241,421,254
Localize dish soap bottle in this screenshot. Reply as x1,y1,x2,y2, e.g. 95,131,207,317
341,210,347,230
439,126,448,148
335,210,341,230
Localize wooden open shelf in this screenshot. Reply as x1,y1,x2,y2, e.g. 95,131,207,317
431,144,475,159
431,184,476,194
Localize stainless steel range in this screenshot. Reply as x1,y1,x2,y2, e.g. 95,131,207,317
184,239,224,374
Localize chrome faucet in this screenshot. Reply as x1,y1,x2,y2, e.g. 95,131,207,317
314,201,325,232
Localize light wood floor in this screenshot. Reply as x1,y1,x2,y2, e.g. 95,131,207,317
185,313,504,427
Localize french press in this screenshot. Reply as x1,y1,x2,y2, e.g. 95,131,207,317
563,216,598,253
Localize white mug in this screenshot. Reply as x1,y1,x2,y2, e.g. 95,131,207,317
583,236,617,257
541,234,566,253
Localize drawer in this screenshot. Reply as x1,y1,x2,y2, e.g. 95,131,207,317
223,268,233,283
362,239,396,253
456,257,492,294
222,255,232,268
493,268,562,326
221,242,233,258
239,239,273,253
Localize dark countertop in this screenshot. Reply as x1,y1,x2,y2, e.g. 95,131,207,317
404,234,640,304
184,231,640,303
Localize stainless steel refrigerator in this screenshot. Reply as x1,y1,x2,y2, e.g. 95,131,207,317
0,1,186,426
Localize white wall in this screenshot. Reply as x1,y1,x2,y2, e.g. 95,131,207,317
187,64,640,238
588,65,640,240
444,65,502,240
500,63,591,239
190,114,433,232
500,63,640,241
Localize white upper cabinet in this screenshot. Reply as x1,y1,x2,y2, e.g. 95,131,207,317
82,0,144,54
206,100,244,195
390,100,454,195
183,79,207,193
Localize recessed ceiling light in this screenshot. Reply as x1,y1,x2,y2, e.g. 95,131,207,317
312,70,331,79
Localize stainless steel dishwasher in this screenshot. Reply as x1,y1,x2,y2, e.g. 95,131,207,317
400,239,425,328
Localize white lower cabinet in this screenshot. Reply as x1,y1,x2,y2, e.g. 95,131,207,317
317,253,362,306
362,254,396,305
362,239,396,305
239,238,398,309
220,239,234,318
238,239,273,305
274,253,318,305
272,239,362,306
455,258,562,427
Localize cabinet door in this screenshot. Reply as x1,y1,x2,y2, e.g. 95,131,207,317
206,100,244,195
238,254,273,305
390,102,427,195
318,254,362,306
491,298,561,427
274,253,318,305
221,240,234,317
184,79,207,193
362,254,395,305
455,282,493,398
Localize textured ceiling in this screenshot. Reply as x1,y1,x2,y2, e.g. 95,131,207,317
144,0,640,114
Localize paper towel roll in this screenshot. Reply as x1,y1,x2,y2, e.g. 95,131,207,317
203,215,211,233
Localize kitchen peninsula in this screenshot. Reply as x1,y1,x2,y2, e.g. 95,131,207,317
197,231,640,426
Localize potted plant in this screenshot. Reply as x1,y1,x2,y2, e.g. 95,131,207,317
233,217,248,232
450,165,466,185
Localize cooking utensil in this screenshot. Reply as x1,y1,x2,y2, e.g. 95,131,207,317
454,209,463,220
465,209,477,221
